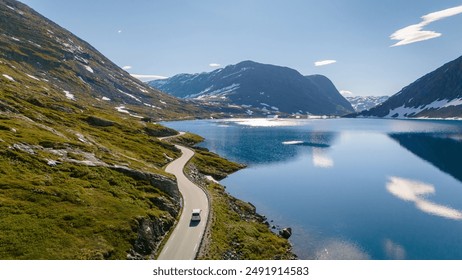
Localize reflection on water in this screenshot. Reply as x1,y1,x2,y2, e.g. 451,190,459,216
312,148,334,168
162,118,462,259
192,121,339,166
231,118,304,127
389,133,462,183
386,177,462,220
315,239,370,260
383,239,406,260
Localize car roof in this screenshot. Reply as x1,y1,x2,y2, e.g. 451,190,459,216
192,208,201,213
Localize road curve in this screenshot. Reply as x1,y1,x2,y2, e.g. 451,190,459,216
157,136,209,260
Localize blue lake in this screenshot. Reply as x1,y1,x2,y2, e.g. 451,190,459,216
162,118,462,260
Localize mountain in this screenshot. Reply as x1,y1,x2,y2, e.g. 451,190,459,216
149,61,354,116
0,0,203,259
0,0,206,121
356,55,462,119
345,96,389,112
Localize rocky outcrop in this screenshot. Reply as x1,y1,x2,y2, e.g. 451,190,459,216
128,216,175,259
279,227,292,239
85,116,115,127
111,165,180,201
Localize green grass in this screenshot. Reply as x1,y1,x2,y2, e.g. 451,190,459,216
0,150,172,259
199,183,294,260
168,132,204,147
191,149,245,180
0,85,184,259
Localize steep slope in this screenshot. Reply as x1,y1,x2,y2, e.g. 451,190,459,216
149,61,354,116
0,0,205,120
357,55,462,119
0,0,192,259
346,95,389,112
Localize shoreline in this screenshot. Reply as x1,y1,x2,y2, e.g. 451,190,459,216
165,133,296,260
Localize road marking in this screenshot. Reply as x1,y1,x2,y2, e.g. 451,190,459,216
164,246,169,252
193,243,198,252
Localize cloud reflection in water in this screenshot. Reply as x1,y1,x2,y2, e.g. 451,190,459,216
383,239,406,259
386,177,462,220
312,148,334,168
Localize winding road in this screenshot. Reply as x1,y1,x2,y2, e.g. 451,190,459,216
157,135,209,260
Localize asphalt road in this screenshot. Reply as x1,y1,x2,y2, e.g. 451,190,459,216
157,141,209,260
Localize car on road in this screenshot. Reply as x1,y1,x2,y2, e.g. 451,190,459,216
191,209,201,221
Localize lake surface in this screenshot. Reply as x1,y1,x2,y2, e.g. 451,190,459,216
162,118,462,260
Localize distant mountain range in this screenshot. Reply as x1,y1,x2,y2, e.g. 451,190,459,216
356,55,462,119
345,96,389,112
149,61,354,116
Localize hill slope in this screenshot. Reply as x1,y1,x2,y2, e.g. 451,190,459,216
356,55,462,119
149,61,354,116
0,0,206,120
0,0,196,259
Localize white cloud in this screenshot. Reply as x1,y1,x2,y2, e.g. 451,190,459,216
340,90,353,96
122,66,132,70
131,74,168,82
314,60,336,67
390,5,462,47
118,30,122,34
209,63,221,67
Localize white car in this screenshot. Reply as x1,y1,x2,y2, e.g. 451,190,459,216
191,209,201,221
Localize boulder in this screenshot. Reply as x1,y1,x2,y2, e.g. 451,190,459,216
279,227,292,239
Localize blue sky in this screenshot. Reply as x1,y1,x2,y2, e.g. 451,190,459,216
19,0,462,96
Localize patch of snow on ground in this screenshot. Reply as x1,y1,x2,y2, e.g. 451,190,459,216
385,105,421,118
63,90,75,100
196,83,240,98
138,87,149,93
2,74,15,82
75,56,89,64
102,97,111,101
205,175,219,183
159,100,167,105
27,40,41,48
422,99,450,110
442,98,462,108
26,74,40,81
115,105,143,118
84,65,94,73
117,89,142,103
385,98,462,118
115,105,130,114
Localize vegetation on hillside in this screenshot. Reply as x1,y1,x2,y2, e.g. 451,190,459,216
0,89,184,259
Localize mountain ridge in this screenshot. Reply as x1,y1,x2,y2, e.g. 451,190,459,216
0,0,206,120
355,55,462,119
149,60,354,116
